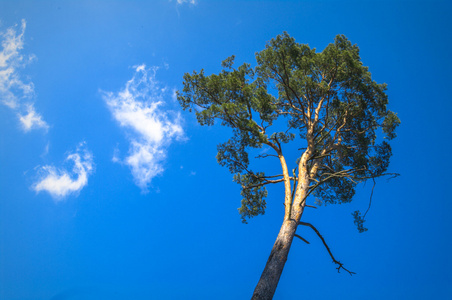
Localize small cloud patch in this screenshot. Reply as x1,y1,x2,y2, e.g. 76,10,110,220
18,104,49,132
33,142,94,200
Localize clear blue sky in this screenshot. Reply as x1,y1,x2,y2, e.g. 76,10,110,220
1,1,451,299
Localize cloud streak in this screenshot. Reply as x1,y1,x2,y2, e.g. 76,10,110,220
0,19,48,131
102,65,184,192
176,0,196,4
33,143,94,199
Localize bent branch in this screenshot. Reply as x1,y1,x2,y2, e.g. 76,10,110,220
298,221,355,275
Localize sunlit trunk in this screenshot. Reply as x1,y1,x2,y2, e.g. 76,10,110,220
251,144,312,299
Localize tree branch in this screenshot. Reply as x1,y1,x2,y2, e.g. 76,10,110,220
298,221,355,275
305,168,364,199
278,53,308,125
242,177,296,190
255,153,279,159
305,205,317,209
268,64,307,125
312,108,348,148
294,234,310,244
363,177,376,219
359,172,398,220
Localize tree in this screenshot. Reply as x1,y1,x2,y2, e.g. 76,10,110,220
177,32,400,299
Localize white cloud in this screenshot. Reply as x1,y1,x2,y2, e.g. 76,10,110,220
18,104,49,132
125,141,165,190
0,19,48,132
33,143,94,200
102,65,184,192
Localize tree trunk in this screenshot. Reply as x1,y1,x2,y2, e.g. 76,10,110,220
251,218,299,299
251,149,311,299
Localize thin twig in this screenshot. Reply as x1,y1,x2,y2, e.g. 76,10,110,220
363,177,376,219
294,234,310,244
291,168,298,203
255,153,279,159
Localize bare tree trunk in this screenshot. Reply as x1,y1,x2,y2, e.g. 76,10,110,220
251,219,299,299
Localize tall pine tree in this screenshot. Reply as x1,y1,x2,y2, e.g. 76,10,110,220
178,33,400,299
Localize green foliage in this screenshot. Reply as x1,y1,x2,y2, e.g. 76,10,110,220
382,111,401,140
178,32,399,226
217,135,250,173
233,173,268,223
352,210,368,233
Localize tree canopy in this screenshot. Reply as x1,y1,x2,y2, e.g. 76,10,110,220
178,32,399,226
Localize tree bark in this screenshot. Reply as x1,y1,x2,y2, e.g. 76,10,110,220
251,146,311,299
251,217,300,299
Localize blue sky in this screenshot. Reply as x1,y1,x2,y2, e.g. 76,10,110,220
1,0,451,299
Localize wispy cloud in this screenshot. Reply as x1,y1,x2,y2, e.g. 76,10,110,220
170,0,197,5
18,103,48,131
0,19,48,131
33,142,94,200
102,65,184,192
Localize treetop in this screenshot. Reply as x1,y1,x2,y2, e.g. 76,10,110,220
178,32,399,224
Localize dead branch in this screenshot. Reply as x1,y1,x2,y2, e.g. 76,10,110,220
255,153,279,159
298,221,355,275
363,177,376,219
305,205,317,209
